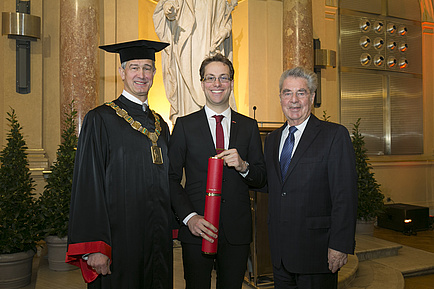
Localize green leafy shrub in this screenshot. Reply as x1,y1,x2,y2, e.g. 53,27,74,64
0,109,38,254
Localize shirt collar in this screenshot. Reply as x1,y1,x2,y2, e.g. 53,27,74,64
122,90,149,107
204,105,231,120
284,115,310,135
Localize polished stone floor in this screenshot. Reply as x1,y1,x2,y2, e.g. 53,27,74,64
373,226,434,289
22,226,434,289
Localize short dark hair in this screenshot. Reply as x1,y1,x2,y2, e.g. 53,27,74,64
199,53,234,81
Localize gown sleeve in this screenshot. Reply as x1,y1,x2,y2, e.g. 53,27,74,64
66,109,112,283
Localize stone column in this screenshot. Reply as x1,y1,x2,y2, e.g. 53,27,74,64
60,0,99,132
282,0,314,70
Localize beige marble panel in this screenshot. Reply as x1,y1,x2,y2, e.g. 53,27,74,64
43,0,62,163
283,0,314,70
248,0,285,124
60,0,99,132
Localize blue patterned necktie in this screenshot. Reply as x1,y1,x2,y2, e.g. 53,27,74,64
280,126,297,179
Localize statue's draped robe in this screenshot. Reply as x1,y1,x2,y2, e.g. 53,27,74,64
154,0,237,122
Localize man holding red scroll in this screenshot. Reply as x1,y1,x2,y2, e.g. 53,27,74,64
169,53,266,289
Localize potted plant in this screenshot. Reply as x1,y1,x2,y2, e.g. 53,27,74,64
351,118,385,235
0,108,39,288
37,102,78,271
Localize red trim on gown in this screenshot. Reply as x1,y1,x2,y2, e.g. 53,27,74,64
66,241,112,283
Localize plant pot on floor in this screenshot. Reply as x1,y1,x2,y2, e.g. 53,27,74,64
0,250,35,289
356,219,375,235
45,236,76,271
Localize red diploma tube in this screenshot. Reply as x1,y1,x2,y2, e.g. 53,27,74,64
202,157,223,254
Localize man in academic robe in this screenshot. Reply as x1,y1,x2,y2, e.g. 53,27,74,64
264,67,358,289
66,40,173,289
168,53,267,289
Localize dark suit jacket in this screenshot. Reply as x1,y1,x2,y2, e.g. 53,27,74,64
264,114,357,274
169,108,266,245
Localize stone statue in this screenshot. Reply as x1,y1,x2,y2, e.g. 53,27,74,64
153,0,238,122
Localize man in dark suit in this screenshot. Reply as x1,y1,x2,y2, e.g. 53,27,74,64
264,67,358,289
169,53,266,289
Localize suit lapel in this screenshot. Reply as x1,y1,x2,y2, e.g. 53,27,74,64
229,110,239,148
198,109,217,155
282,115,322,183
273,124,286,183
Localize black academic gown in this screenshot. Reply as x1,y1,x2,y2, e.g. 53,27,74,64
66,95,172,289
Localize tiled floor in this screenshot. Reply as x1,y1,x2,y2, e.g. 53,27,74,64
21,226,434,289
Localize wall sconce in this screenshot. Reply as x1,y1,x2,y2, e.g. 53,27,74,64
360,53,371,66
359,36,371,49
374,54,384,66
387,56,397,68
313,38,337,108
2,0,41,94
373,37,384,50
399,58,408,69
399,42,408,52
373,21,384,33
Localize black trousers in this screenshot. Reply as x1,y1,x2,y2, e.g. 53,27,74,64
273,262,338,289
181,228,250,289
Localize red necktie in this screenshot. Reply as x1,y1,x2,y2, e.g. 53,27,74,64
213,115,224,153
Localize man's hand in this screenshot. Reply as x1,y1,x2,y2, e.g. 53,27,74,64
328,248,348,273
187,215,218,243
87,253,111,275
216,149,247,173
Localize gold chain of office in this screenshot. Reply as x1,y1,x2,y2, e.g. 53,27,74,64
105,101,161,143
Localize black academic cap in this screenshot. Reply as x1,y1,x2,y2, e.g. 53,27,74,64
99,39,169,63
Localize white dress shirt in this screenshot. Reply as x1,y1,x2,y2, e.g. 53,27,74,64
122,90,149,109
204,105,231,150
279,115,310,160
183,106,233,225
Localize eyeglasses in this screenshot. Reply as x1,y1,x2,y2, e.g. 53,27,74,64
202,75,232,83
280,89,310,99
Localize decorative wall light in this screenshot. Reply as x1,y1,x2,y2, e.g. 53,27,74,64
359,36,371,49
313,38,337,108
359,19,371,32
374,54,384,66
387,40,397,51
399,58,408,69
2,0,41,94
398,25,407,36
387,56,397,68
360,53,371,66
373,37,384,49
374,21,384,33
387,22,396,34
399,42,408,52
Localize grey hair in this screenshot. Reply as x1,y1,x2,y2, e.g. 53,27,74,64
279,67,318,94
